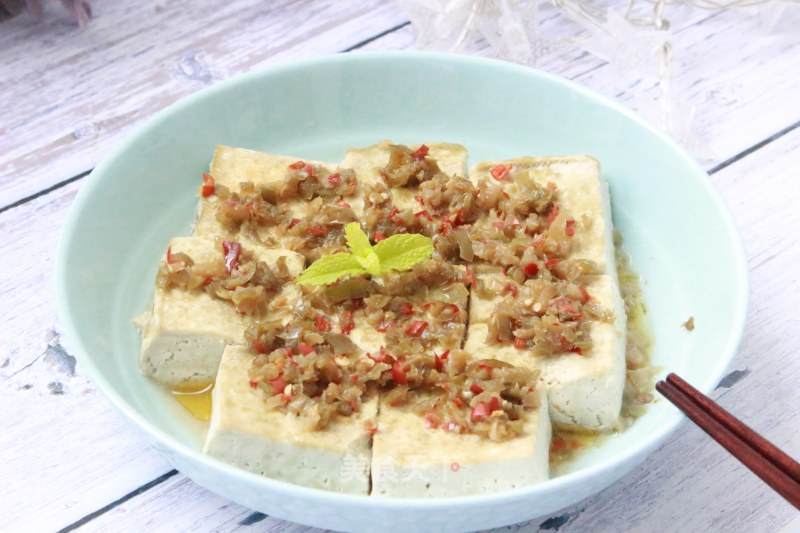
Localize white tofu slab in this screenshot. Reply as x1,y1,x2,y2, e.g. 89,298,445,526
203,345,378,494
195,145,344,242
470,156,615,277
464,275,626,429
138,236,304,386
371,389,550,497
342,141,469,212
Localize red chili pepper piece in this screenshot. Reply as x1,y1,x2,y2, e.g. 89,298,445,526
565,219,576,237
545,259,559,267
440,219,453,235
288,160,305,170
452,396,467,409
578,287,591,303
369,348,395,364
400,302,414,316
166,246,174,264
440,350,450,360
414,210,432,220
492,221,505,229
487,396,502,412
546,203,561,226
373,231,387,242
288,218,300,229
297,343,314,355
249,380,258,389
434,353,444,372
514,337,527,350
251,340,267,354
405,320,429,337
327,172,341,186
315,314,332,333
470,402,491,422
307,226,327,237
410,144,429,160
270,377,287,395
222,240,241,272
470,383,484,395
448,303,460,315
571,346,583,355
414,195,425,206
523,262,539,277
490,163,512,181
505,283,518,297
341,310,355,335
424,412,440,429
338,201,351,208
201,173,215,197
391,360,408,385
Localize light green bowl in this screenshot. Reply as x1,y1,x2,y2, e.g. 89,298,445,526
57,52,748,532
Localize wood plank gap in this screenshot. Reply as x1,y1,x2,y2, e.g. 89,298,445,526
55,469,179,533
0,22,413,217
708,119,800,176
343,20,411,52
0,169,92,215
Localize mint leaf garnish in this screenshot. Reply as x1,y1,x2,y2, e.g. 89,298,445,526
345,222,380,275
374,233,435,273
295,221,435,286
294,253,365,286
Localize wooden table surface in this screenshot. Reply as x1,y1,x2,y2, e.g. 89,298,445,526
1,1,799,532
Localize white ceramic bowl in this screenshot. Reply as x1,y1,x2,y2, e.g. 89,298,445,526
57,52,748,532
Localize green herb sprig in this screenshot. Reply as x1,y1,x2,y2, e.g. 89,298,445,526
295,222,434,286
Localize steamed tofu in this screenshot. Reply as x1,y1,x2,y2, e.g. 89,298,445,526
470,156,616,277
138,236,304,386
342,141,469,211
371,389,550,497
465,275,626,429
203,346,378,494
195,145,343,241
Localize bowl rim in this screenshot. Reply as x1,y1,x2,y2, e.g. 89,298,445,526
55,50,749,509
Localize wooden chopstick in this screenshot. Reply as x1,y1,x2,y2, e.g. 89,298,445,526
656,372,800,509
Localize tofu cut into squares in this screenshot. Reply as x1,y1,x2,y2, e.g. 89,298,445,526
138,236,305,386
464,274,626,429
470,156,616,277
203,346,378,493
371,389,550,497
342,140,469,212
195,145,347,242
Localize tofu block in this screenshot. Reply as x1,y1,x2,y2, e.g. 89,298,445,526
138,236,304,386
464,275,626,429
203,346,378,493
195,145,342,241
343,141,469,211
371,389,550,497
470,156,615,277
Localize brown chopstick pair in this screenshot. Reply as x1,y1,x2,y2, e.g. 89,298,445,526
656,373,800,509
